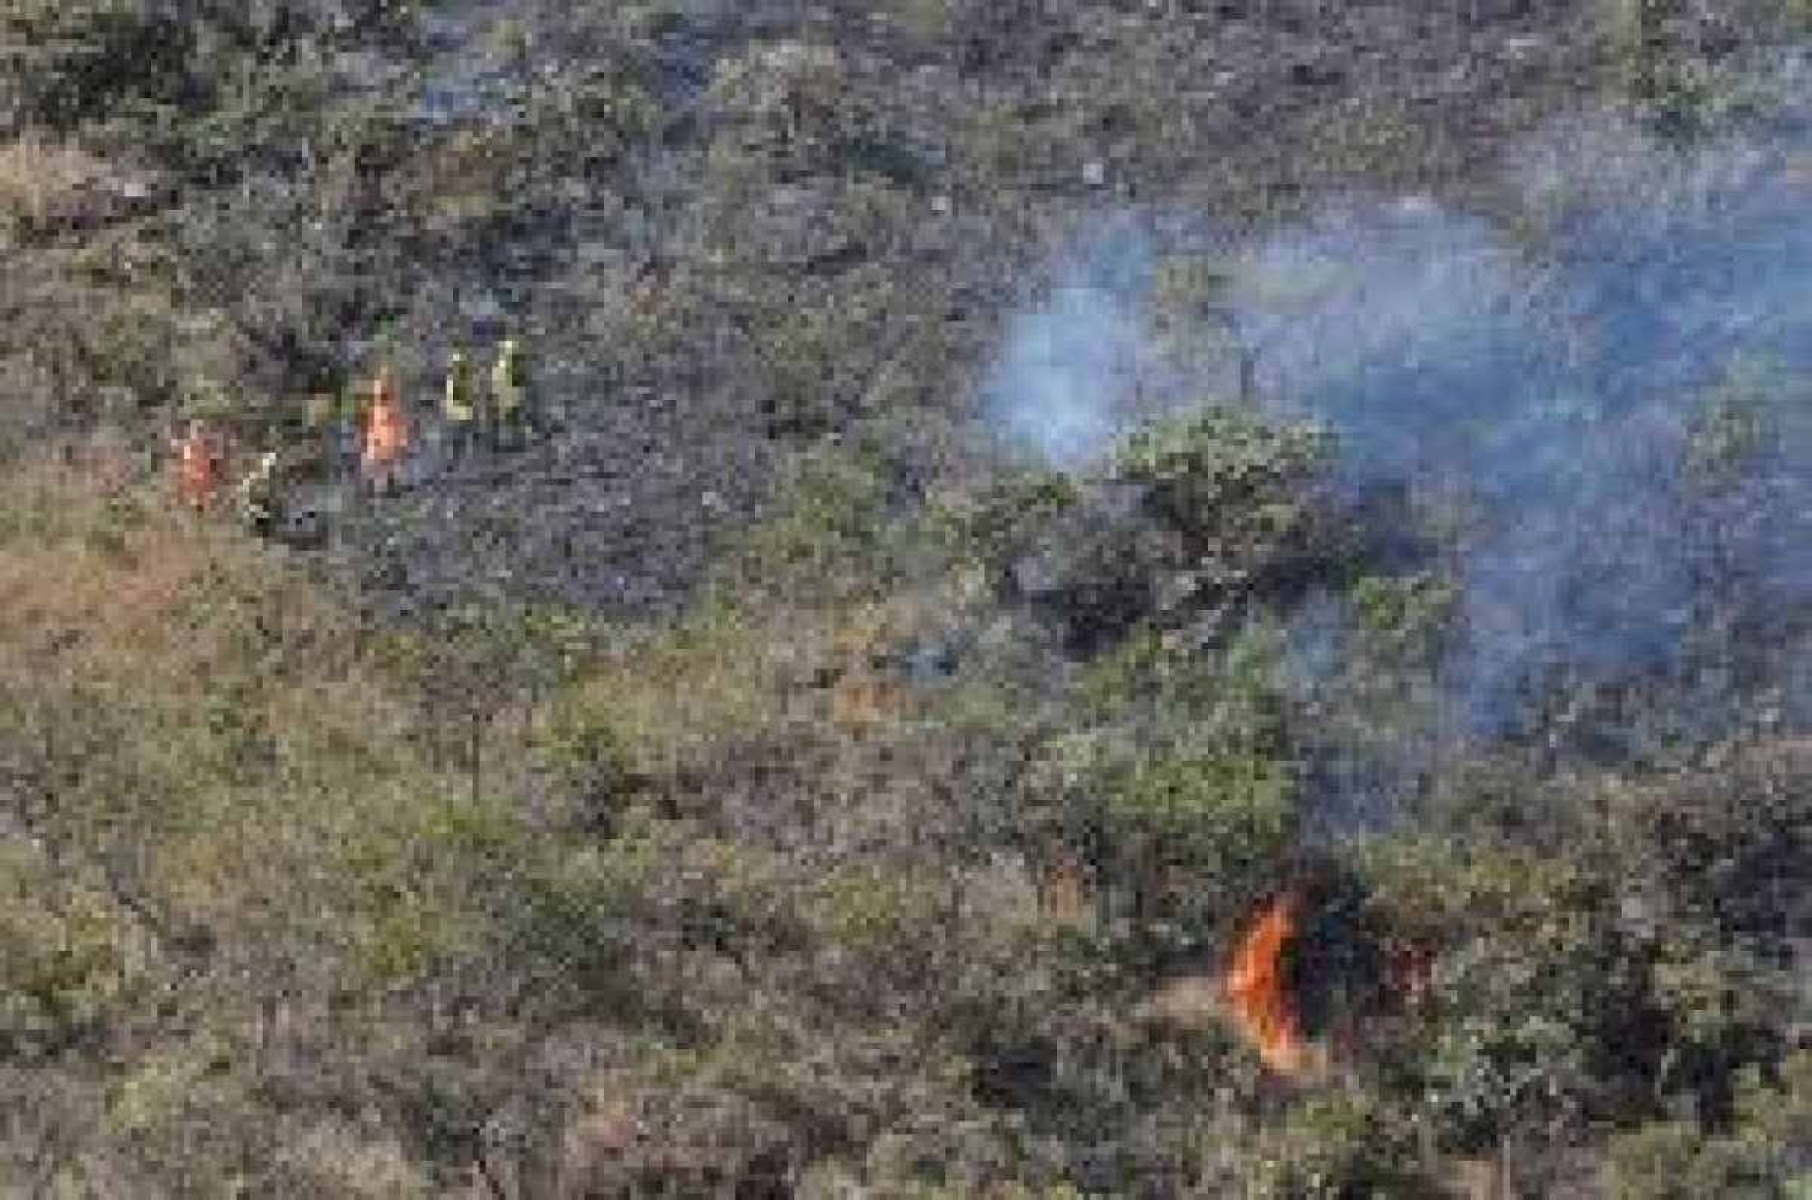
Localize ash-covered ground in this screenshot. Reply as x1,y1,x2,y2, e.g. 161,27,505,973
257,0,1685,628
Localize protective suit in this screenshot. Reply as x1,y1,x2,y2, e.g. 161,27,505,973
491,338,528,450
174,419,222,513
362,366,410,493
443,349,477,461
239,450,281,536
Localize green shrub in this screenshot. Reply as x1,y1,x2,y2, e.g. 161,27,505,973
538,699,639,831
807,862,944,961
1600,1119,1775,1199
725,444,896,604
1077,621,1286,747
1100,749,1296,936
1114,408,1331,531
705,40,869,177
928,468,1080,577
0,846,150,1061
1362,843,1655,1158
1,1,196,131
1245,1090,1431,1199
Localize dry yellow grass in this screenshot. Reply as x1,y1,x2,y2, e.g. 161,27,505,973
0,445,471,957
829,673,909,735
559,589,947,773
0,135,117,230
1136,972,1226,1031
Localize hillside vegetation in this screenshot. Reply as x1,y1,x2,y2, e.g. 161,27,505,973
4,1,1812,1195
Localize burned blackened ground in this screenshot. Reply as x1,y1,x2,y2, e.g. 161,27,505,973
179,0,1703,629
10,7,1812,1195
325,398,776,619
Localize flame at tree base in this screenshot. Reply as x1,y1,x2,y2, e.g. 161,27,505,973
1222,891,1313,1077
1217,885,1436,1079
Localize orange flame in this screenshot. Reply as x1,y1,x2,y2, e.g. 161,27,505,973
1222,892,1309,1076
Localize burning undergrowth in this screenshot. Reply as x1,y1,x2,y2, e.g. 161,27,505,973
983,61,1812,1078
1222,889,1312,1077
1146,858,1438,1081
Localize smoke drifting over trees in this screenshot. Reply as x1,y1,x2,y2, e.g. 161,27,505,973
988,52,1812,746
4,3,1812,1195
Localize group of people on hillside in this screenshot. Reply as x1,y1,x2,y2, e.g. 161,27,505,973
171,337,533,540
441,337,531,461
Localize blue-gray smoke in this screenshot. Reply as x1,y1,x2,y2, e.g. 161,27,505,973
983,56,1812,740
982,219,1159,469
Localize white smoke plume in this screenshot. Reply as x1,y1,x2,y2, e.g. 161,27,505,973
983,49,1812,741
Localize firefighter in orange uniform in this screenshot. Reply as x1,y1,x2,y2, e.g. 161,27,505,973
172,417,223,513
361,362,410,495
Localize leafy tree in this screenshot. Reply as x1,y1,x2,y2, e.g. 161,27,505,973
1243,1090,1434,1199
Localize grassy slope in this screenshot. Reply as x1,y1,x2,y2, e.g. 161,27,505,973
2,2,1812,1195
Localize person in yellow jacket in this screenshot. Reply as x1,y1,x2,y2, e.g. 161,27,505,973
490,337,529,451
238,449,282,537
443,347,478,462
